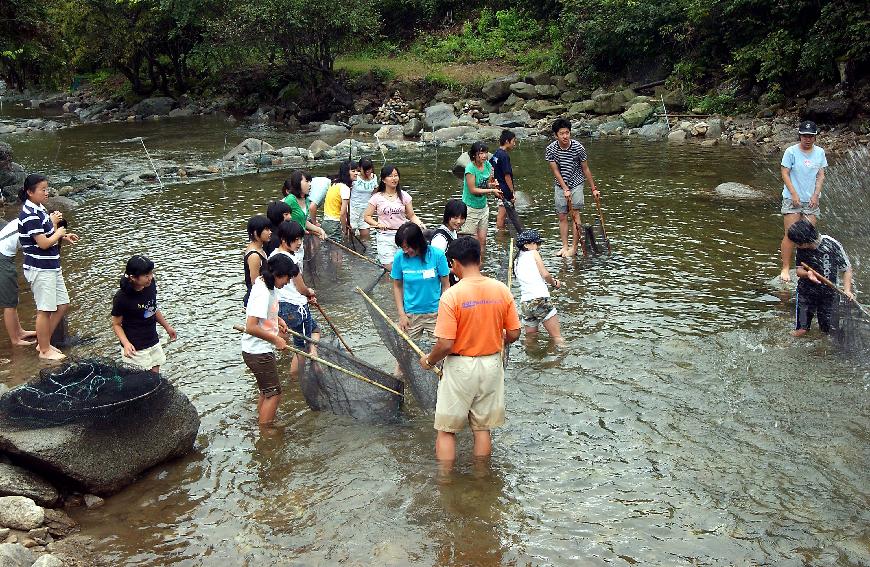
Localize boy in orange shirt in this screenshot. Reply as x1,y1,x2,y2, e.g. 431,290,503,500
420,237,521,464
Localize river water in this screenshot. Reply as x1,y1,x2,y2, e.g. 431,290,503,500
1,112,868,566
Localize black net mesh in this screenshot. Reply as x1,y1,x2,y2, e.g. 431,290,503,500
830,298,870,362
0,358,168,428
303,235,384,305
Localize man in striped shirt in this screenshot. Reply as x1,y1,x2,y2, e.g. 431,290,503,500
17,174,79,360
544,118,600,257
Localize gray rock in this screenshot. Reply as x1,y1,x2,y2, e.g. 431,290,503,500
535,85,560,99
568,100,595,117
451,152,471,180
621,102,654,128
308,139,331,158
0,124,17,134
523,100,567,119
433,126,477,142
660,88,686,110
667,130,687,143
224,138,274,161
560,90,587,103
0,543,35,567
0,528,7,540
77,102,111,121
481,77,514,102
701,139,719,147
83,494,104,509
423,103,457,131
509,82,537,99
524,71,551,85
488,111,532,128
563,72,579,87
0,385,199,496
44,196,77,213
374,125,404,141
26,527,50,545
591,89,636,115
131,97,175,117
480,99,501,113
598,119,626,134
433,89,459,103
0,496,44,530
0,463,60,507
275,146,299,157
805,96,853,123
32,555,64,567
706,118,722,139
317,123,348,135
402,118,423,137
167,106,195,118
713,182,766,200
636,122,669,139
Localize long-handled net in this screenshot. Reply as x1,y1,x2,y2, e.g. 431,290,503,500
830,297,870,362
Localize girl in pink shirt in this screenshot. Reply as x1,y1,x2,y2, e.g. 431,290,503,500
363,165,424,271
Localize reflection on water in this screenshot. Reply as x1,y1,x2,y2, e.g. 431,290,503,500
1,121,868,565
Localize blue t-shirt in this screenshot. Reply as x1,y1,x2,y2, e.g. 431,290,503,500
309,177,331,206
489,148,514,200
390,246,449,314
781,144,827,201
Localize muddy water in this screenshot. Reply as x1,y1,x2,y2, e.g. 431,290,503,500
1,117,868,566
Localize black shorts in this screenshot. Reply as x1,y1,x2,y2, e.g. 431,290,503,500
795,291,833,333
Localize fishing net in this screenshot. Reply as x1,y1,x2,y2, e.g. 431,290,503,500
830,298,870,362
0,358,168,428
302,235,384,305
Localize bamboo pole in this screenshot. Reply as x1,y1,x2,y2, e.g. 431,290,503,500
355,287,442,378
507,238,514,290
313,302,354,354
800,263,869,317
566,197,588,257
327,237,384,270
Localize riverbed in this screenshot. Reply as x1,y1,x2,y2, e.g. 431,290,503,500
1,115,868,565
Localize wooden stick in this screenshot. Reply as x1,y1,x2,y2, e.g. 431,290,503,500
593,192,611,255
566,197,588,257
799,263,869,317
507,238,514,290
232,324,403,396
327,237,384,270
355,287,443,378
313,302,353,354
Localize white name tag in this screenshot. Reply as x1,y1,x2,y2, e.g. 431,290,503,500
422,268,436,279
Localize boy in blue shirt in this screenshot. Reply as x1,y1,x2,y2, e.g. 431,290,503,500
490,130,517,231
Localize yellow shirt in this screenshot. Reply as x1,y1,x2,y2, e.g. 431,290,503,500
323,183,350,221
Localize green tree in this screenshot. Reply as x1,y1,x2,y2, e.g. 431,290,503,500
0,0,68,90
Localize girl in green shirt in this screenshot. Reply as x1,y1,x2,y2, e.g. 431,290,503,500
461,141,502,259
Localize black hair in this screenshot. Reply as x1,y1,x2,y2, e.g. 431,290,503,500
395,222,428,258
787,219,819,244
282,170,312,198
266,200,292,227
446,236,481,267
19,174,47,203
247,215,271,241
119,254,155,293
277,220,304,246
500,130,516,145
468,141,489,161
442,198,468,225
335,160,359,187
551,118,571,134
261,252,298,290
375,165,399,193
358,157,374,172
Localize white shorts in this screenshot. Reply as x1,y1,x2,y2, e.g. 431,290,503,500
349,204,369,231
377,230,399,266
24,268,69,312
122,343,166,370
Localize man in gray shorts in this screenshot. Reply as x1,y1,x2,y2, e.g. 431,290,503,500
545,118,601,257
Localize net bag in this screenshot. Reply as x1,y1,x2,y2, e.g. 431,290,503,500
830,298,870,362
0,358,167,427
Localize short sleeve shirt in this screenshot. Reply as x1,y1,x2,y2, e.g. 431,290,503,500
283,195,310,228
309,177,331,206
111,280,159,350
323,183,351,221
241,277,280,354
390,246,449,314
0,220,20,257
462,161,493,209
545,139,588,190
368,191,412,230
434,275,521,356
351,174,378,209
781,144,827,201
795,235,851,299
489,148,514,200
18,200,60,271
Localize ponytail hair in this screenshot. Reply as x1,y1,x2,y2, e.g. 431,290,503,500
19,173,47,203
261,253,298,290
119,254,155,293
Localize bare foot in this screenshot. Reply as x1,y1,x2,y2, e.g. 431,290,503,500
19,330,37,339
11,339,36,346
790,329,807,337
38,349,66,361
566,247,577,257
554,337,567,348
555,248,567,257
35,344,63,354
780,269,791,282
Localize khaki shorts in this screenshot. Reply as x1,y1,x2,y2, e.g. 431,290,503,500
122,343,166,370
23,268,69,312
242,351,281,398
554,185,584,214
460,205,489,235
780,198,821,218
406,312,437,340
434,353,505,432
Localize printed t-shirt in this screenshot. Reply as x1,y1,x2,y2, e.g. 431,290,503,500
434,275,520,357
545,139,588,190
351,174,378,209
462,161,493,209
489,148,514,200
283,195,310,228
309,177,331,206
269,249,308,306
781,144,828,201
390,246,449,314
111,280,160,350
18,199,60,271
0,219,20,257
368,191,412,230
514,250,549,302
323,183,351,221
242,277,279,354
795,235,851,300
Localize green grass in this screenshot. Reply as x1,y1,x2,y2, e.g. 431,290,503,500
334,55,515,87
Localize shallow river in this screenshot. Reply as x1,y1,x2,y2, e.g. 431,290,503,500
1,113,868,566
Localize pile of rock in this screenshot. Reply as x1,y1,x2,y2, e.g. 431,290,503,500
0,119,64,137
0,495,91,566
373,91,420,125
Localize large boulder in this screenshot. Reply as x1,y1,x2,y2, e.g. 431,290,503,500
509,82,537,99
524,71,552,85
374,124,404,141
317,123,348,135
0,496,44,530
0,142,26,203
488,111,532,128
308,139,331,158
667,130,687,143
713,182,766,200
535,85,561,99
706,118,722,139
636,122,669,139
424,103,457,131
621,102,654,127
0,543,35,567
224,138,275,161
0,384,200,495
481,77,515,102
591,89,636,115
0,463,60,507
132,97,175,117
451,152,472,180
403,117,423,137
523,100,567,119
568,100,595,117
432,126,477,142
804,96,854,123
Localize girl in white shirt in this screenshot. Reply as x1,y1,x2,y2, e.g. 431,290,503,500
514,229,564,346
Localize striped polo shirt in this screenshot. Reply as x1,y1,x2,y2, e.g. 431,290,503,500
18,200,60,271
545,139,588,190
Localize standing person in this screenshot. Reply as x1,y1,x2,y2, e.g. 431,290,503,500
306,176,332,225
243,215,271,307
391,223,450,339
364,164,424,272
111,255,177,373
242,253,295,426
0,219,36,346
787,220,853,337
545,118,600,257
321,160,359,240
17,174,79,361
490,130,518,231
513,230,564,346
419,237,521,464
350,157,378,239
430,199,468,253
779,120,827,282
461,141,502,258
281,171,328,241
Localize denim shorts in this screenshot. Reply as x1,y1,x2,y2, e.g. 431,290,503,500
278,302,321,348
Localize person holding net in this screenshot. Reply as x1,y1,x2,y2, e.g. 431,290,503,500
391,223,450,340
363,165,424,272
490,130,518,232
461,142,502,260
513,230,564,346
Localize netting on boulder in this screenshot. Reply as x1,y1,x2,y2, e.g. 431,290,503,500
0,359,168,427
